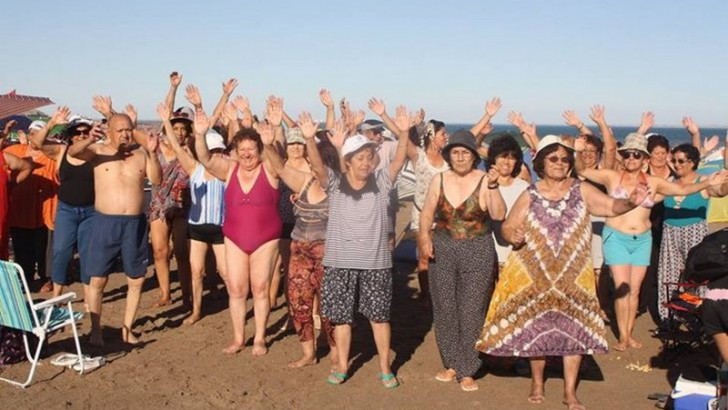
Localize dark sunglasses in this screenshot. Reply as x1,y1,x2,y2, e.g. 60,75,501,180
620,150,644,160
546,156,570,164
74,128,91,136
671,158,692,165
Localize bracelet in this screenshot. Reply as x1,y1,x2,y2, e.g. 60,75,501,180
487,183,499,189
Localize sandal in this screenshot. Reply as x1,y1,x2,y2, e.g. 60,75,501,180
327,372,348,385
379,372,400,389
72,356,106,372
51,353,89,367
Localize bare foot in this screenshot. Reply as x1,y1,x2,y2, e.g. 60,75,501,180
528,382,545,404
90,330,104,347
563,397,586,410
288,356,317,368
612,341,628,352
151,298,171,308
251,340,268,356
121,326,140,345
460,377,478,392
435,368,457,382
628,338,643,349
222,342,244,354
183,314,200,326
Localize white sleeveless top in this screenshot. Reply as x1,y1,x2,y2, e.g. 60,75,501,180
411,147,449,231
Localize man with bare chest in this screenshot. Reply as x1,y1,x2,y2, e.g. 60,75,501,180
69,114,161,346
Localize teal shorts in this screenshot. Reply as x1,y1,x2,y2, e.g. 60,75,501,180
602,225,652,267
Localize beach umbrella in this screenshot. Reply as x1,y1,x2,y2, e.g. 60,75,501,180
0,90,54,120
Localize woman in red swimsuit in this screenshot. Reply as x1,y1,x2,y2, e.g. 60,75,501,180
194,106,283,356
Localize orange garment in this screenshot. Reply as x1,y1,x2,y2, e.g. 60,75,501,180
3,144,59,230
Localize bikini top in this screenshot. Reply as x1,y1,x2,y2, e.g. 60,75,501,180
609,172,654,208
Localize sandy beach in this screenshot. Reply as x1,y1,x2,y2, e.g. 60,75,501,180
0,255,716,410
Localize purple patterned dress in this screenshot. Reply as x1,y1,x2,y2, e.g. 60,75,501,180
476,179,608,357
148,151,190,222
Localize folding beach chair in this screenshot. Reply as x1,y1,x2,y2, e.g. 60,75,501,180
658,280,709,354
0,260,85,388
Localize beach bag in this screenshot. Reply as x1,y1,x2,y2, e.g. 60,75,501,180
683,228,728,284
0,326,26,365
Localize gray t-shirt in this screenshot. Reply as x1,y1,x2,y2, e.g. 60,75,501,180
322,167,393,270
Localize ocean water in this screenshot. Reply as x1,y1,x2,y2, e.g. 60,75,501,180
447,124,726,148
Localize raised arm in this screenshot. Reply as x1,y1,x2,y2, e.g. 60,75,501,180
0,120,17,146
471,97,501,145
67,123,103,161
263,113,315,192
143,132,162,186
3,152,32,184
29,106,70,161
387,106,413,183
209,79,238,126
681,116,702,154
636,111,654,135
165,71,182,111
221,102,240,140
589,105,617,169
303,113,333,189
508,111,539,150
156,102,196,175
654,171,728,196
563,110,593,136
193,108,230,180
91,95,116,121
265,96,286,152
319,89,336,130
574,137,617,186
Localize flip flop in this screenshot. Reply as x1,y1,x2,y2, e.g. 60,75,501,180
72,356,106,372
435,369,456,382
647,393,669,401
379,373,399,389
460,379,478,392
51,353,89,367
327,372,348,385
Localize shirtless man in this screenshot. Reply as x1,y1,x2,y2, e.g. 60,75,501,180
68,113,161,346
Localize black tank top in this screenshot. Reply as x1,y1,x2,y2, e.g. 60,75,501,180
58,147,95,206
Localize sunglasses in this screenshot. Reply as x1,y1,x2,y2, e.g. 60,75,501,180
671,158,692,165
620,150,644,160
546,156,570,164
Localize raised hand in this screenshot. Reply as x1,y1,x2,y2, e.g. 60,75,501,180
193,108,210,135
339,98,350,117
481,123,494,136
170,71,182,87
185,85,202,107
704,135,720,153
640,111,655,132
330,119,347,149
413,108,426,126
522,122,537,137
92,95,113,117
50,106,71,126
589,105,606,124
124,104,138,126
319,89,334,108
368,98,386,116
232,95,250,113
297,112,319,140
2,119,17,135
265,96,283,127
507,111,525,128
257,121,275,146
562,110,582,127
352,110,365,127
682,116,700,135
88,123,106,142
146,132,160,153
393,105,412,133
222,78,239,96
157,102,172,121
485,97,502,117
574,135,587,152
222,102,238,124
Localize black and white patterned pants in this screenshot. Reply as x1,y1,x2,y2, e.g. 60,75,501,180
321,267,392,324
430,232,496,379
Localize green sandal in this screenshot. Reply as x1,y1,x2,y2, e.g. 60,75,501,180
379,372,400,389
327,372,348,385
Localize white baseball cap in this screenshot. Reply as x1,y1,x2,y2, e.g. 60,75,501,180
341,134,376,157
28,120,47,131
206,130,226,151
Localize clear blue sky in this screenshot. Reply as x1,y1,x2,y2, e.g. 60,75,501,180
2,0,727,126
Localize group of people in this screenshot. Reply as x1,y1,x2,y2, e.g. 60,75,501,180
1,72,728,409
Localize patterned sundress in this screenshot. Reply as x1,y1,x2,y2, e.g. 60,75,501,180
148,150,190,222
476,179,608,357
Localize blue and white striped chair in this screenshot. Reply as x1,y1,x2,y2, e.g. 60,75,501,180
0,260,85,388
